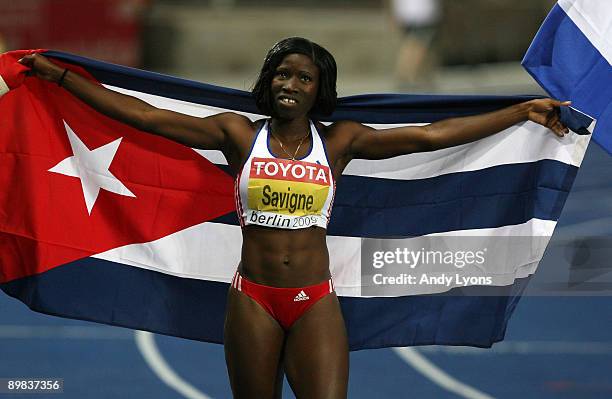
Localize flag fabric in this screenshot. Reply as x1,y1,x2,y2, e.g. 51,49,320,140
523,0,612,154
0,49,591,350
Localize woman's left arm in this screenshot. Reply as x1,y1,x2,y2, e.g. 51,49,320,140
346,98,570,160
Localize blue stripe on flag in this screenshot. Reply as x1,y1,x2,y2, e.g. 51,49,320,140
214,159,577,237
0,256,527,350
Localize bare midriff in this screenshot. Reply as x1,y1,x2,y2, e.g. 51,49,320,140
238,224,330,287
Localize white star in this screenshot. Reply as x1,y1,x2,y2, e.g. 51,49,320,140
48,120,136,215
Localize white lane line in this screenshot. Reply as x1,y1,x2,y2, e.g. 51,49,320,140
393,347,495,399
134,330,212,399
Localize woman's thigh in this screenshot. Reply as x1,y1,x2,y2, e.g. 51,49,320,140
283,293,349,399
224,288,286,399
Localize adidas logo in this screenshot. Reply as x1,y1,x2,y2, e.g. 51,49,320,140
293,290,310,302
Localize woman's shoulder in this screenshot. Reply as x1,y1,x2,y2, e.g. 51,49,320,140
315,120,369,140
215,112,260,131
215,114,264,154
312,120,370,162
315,119,365,132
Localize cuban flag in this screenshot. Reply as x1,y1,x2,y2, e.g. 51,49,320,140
0,45,592,350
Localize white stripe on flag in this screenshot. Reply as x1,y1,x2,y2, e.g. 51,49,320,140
0,75,9,97
558,0,612,66
196,121,590,180
92,218,556,297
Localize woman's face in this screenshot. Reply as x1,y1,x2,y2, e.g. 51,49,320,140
270,53,320,119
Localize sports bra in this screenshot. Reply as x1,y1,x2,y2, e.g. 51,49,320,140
235,119,335,230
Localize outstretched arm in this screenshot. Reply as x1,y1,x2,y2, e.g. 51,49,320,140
345,99,571,160
18,53,248,151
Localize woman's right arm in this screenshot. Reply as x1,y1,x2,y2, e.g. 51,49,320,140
19,53,245,151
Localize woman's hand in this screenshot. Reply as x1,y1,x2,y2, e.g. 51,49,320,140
525,98,571,137
18,53,65,84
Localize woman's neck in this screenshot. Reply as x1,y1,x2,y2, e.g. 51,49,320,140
269,117,311,141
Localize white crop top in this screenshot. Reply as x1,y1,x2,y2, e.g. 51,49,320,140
235,120,335,230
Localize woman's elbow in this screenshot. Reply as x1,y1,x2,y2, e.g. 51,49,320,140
134,109,157,133
410,129,437,153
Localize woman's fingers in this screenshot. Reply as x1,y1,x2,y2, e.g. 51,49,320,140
539,107,557,126
551,118,569,137
546,112,566,136
553,100,571,107
530,98,572,137
554,123,567,136
17,55,30,65
548,112,560,126
551,99,571,136
17,54,39,70
19,53,44,66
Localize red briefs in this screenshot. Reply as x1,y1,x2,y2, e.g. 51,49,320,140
231,271,335,330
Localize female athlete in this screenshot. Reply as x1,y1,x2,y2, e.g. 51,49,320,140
19,37,569,399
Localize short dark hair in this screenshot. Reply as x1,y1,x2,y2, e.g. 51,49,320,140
252,37,337,117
